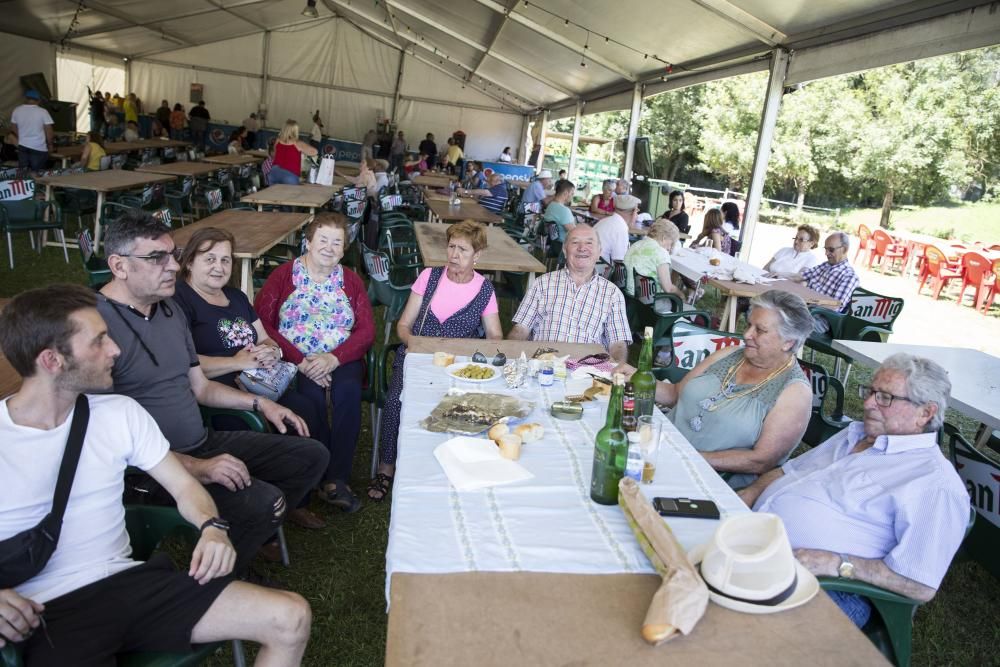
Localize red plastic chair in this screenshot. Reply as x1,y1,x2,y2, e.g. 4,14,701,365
917,245,962,300
957,252,994,310
979,258,1000,314
867,229,907,273
853,224,872,264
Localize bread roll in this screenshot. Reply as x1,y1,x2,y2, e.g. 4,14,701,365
709,257,721,266
433,352,455,367
488,423,509,442
497,434,522,460
641,623,677,645
513,423,544,443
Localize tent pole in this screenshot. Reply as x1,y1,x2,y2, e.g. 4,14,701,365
567,100,584,181
739,47,789,260
260,30,271,117
622,82,642,181
534,109,549,171
518,114,530,164
391,50,406,122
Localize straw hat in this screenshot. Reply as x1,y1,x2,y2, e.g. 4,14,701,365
688,513,818,614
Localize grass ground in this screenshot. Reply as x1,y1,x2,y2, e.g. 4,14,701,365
2,232,999,666
832,201,1000,243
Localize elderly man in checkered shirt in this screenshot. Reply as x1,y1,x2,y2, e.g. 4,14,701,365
785,231,860,333
509,225,632,363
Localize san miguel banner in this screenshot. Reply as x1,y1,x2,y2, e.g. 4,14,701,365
0,179,35,201
955,439,1000,529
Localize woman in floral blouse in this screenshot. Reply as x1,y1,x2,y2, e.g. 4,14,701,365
256,214,374,513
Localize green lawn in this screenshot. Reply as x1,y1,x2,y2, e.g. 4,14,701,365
837,201,1000,243
2,234,999,666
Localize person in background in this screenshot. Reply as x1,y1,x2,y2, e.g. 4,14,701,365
123,121,140,142
123,93,139,126
370,221,503,502
90,89,106,134
618,290,813,489
497,146,513,163
242,112,259,149
103,114,123,142
169,103,186,141
541,179,577,260
786,232,860,333
509,225,631,363
255,216,375,514
260,138,276,185
337,158,377,194
390,130,407,175
691,208,732,255
457,171,508,214
589,179,615,218
227,127,246,155
593,193,639,264
188,100,211,151
461,161,486,190
10,89,53,172
373,159,391,192
403,152,429,176
269,120,318,185
444,137,464,175
150,119,168,139
742,354,968,627
418,132,437,166
614,178,630,197
522,169,553,206
721,201,741,235
361,129,377,162
558,169,567,180
664,189,690,234
310,111,324,150
624,219,684,300
77,131,107,171
173,227,326,530
155,99,171,132
1,130,18,163
764,224,822,278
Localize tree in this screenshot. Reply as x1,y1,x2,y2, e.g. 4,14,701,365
639,86,703,180
696,74,767,190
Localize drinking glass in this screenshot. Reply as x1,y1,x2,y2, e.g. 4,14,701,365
637,415,662,484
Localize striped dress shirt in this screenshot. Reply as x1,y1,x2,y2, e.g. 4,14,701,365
755,422,969,589
513,269,631,348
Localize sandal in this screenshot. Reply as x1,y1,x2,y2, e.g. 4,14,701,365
367,473,394,502
317,483,362,513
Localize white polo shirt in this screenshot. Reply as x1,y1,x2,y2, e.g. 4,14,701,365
593,212,630,264
11,104,54,152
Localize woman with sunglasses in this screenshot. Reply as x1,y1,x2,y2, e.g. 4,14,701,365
764,224,822,278
368,221,502,502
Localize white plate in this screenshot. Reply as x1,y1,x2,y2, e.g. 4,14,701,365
446,362,500,383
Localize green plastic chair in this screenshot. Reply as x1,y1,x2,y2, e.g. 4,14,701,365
806,287,903,383
627,271,708,345
362,245,418,345
77,228,112,288
369,344,398,476
0,199,69,269
796,359,851,447
0,505,246,667
818,506,975,667
657,319,744,383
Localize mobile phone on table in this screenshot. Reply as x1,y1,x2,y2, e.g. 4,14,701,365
652,497,720,520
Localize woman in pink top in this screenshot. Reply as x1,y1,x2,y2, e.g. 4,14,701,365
268,119,318,185
589,179,616,217
369,221,503,501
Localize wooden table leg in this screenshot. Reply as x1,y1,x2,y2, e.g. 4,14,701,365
257,204,263,212
723,295,738,332
94,192,106,249
240,258,254,300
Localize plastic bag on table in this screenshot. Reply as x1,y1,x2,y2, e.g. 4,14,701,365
420,389,535,435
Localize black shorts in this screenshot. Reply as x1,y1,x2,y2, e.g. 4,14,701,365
20,553,232,667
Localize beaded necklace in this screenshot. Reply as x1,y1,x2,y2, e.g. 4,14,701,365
688,355,795,432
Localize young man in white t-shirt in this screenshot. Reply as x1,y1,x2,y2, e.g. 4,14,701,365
9,90,54,173
0,285,311,665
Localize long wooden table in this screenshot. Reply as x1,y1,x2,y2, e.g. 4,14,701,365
51,139,191,167
411,173,455,188
710,277,841,331
413,222,545,287
427,198,503,225
240,184,337,214
170,209,311,298
200,154,262,166
136,161,221,178
0,299,19,400
386,336,886,667
35,171,177,248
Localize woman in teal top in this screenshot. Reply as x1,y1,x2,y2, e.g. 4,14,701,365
623,290,814,488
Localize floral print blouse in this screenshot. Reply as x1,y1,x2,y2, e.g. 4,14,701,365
278,258,355,356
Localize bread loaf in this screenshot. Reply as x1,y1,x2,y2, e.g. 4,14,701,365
433,352,455,367
513,423,544,443
497,434,522,460
488,423,509,441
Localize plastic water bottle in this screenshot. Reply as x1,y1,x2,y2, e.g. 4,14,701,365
625,432,643,482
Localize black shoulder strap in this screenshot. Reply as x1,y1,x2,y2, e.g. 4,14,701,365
48,395,90,530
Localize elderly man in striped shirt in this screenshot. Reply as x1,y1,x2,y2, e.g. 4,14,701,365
784,231,860,333
508,225,631,363
738,354,968,627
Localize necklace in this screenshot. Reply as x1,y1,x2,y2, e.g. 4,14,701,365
688,355,795,433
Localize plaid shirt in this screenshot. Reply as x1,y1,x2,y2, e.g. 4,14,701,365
802,259,859,312
513,269,631,348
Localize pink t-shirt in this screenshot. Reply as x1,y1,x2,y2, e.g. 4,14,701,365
412,268,499,323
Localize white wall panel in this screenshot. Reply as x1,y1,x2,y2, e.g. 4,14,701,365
264,80,391,142
140,34,264,74
400,57,513,110
0,33,56,121
129,61,261,126
395,100,523,163
56,51,126,131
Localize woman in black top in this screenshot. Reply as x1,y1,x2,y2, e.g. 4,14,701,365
665,190,690,234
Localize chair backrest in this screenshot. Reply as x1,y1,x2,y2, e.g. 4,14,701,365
993,258,1000,280
846,286,904,328
871,229,895,253
215,169,232,185
343,186,367,202
78,228,95,262
98,155,112,171
634,272,658,305
204,187,223,213
857,224,871,244
380,193,403,211
110,154,126,170
924,245,950,274
961,251,992,284
520,201,542,215
608,260,627,290
345,198,367,220
362,245,391,283
162,147,176,160
151,207,172,227
668,320,744,375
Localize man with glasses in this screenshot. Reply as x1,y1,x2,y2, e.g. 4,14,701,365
96,210,329,573
786,231,859,332
737,354,968,627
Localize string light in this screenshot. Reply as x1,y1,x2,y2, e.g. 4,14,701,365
60,0,87,51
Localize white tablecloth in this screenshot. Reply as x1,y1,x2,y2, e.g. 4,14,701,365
671,246,766,283
385,353,748,597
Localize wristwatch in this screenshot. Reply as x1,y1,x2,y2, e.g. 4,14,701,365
838,554,855,579
200,517,231,533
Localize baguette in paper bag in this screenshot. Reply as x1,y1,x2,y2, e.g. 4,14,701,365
618,477,709,645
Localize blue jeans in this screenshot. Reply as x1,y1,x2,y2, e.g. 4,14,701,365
827,590,872,627
18,145,49,172
267,164,300,186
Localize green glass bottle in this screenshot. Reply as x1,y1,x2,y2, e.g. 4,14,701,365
590,373,628,505
632,326,656,419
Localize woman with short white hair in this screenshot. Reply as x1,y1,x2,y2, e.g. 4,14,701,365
623,219,684,300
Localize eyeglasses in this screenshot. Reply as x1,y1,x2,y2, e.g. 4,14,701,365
858,385,915,407
119,248,182,266
824,245,844,252
793,236,811,243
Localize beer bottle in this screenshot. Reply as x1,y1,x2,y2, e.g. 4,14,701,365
632,326,656,419
590,373,628,505
622,382,637,433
